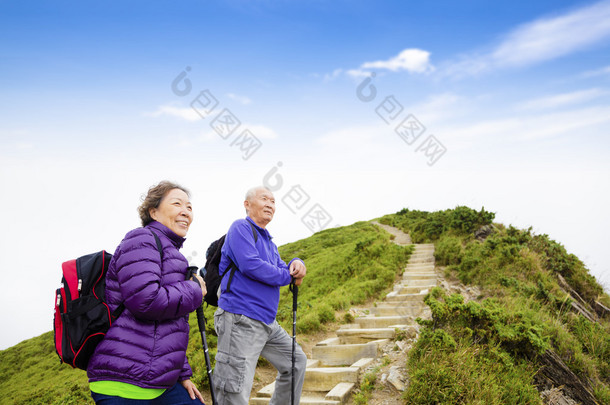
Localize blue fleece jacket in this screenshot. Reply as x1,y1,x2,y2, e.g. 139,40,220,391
218,217,301,324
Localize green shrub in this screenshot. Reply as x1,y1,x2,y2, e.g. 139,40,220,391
435,235,463,266
404,338,540,404
421,288,549,357
317,303,336,323
380,206,495,243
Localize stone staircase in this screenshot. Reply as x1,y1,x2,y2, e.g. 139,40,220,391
250,224,436,404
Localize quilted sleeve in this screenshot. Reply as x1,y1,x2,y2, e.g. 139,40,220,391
114,229,202,320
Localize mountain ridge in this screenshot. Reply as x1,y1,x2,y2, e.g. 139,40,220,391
1,206,609,404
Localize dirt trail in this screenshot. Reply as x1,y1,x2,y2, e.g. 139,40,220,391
371,221,412,245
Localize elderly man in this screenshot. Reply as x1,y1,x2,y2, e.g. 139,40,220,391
213,186,307,404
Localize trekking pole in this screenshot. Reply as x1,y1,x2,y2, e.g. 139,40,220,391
289,278,298,405
190,267,217,405
196,304,217,405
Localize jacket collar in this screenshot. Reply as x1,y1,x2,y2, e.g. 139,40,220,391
246,216,272,240
147,221,186,249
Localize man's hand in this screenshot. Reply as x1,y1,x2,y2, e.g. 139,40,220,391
290,260,306,286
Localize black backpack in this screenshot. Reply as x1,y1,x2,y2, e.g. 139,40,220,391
201,221,258,306
53,231,163,370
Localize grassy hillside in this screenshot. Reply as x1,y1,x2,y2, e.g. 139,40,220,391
4,208,608,404
380,207,610,404
0,221,410,404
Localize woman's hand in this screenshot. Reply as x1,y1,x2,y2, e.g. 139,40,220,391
180,379,205,403
192,273,207,297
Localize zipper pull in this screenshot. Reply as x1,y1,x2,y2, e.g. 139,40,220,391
78,279,82,291
56,293,61,307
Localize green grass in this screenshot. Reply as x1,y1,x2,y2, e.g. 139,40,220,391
0,331,91,404
0,220,410,404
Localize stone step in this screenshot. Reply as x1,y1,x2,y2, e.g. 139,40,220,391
407,257,435,264
307,359,321,368
385,291,428,302
394,284,436,294
251,391,341,405
255,381,276,398
312,339,387,366
393,284,432,293
407,256,435,267
409,252,435,258
401,279,437,287
304,366,360,391
403,268,435,273
316,337,340,346
405,264,435,271
335,327,396,341
403,272,436,278
336,326,418,343
408,258,434,265
402,273,436,280
409,249,434,260
252,383,355,404
326,382,356,403
375,301,426,309
411,247,434,253
410,253,434,259
354,315,412,328
405,269,435,275
370,304,425,317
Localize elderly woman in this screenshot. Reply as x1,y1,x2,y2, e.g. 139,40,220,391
87,181,206,404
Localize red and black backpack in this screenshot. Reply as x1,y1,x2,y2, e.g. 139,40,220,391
53,231,162,370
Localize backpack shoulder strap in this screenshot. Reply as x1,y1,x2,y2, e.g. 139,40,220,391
249,220,259,243
150,230,164,260
113,229,164,318
223,220,260,293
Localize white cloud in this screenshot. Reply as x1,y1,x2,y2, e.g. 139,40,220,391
408,93,466,126
328,48,434,80
15,142,34,150
581,64,610,78
445,0,610,76
146,105,202,122
345,69,371,80
324,68,345,81
517,88,607,110
315,124,383,147
444,104,610,142
172,123,278,148
226,93,252,105
361,48,435,73
492,0,610,67
243,123,278,139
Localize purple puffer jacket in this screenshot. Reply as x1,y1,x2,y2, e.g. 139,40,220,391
87,221,203,389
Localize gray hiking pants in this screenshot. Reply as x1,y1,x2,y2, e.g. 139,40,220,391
213,308,307,405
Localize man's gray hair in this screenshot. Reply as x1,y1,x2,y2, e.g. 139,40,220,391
245,185,272,201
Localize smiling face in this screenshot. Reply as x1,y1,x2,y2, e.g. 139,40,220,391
149,188,193,237
245,187,275,228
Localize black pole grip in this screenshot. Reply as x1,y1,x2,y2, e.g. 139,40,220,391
290,278,298,311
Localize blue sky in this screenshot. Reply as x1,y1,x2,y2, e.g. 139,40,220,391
1,0,610,350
